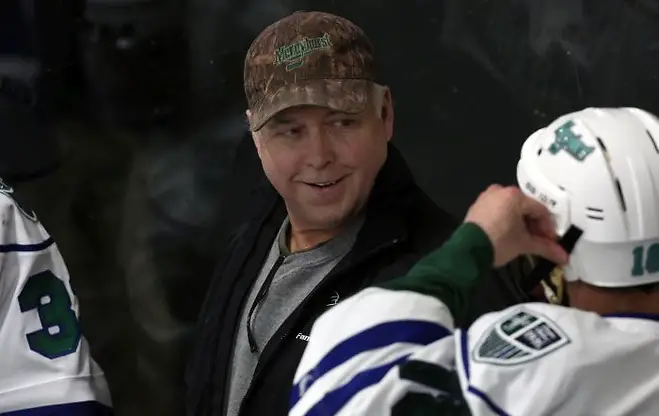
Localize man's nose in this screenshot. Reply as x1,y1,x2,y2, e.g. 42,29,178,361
305,132,336,169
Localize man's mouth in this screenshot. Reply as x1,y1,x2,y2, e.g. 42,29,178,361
304,177,344,188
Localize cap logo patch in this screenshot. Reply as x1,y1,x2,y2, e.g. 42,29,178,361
273,33,332,71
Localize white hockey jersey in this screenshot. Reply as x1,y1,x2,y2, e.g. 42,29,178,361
290,224,659,416
0,181,112,414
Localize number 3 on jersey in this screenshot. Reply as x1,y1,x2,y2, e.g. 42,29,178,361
18,270,81,359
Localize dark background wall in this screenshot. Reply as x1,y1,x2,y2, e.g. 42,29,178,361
3,0,659,414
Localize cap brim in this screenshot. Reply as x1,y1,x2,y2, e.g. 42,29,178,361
249,78,372,132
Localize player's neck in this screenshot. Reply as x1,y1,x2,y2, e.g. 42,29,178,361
616,296,659,316
589,294,659,316
570,282,659,316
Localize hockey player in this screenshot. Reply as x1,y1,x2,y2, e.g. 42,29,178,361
289,107,659,416
0,179,112,414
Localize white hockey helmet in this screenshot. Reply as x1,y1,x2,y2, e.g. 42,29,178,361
517,107,659,288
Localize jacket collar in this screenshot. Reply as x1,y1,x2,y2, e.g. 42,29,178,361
370,143,417,203
353,144,416,253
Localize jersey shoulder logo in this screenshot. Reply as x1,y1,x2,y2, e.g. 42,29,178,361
549,120,595,162
326,291,340,307
472,308,570,366
0,177,38,222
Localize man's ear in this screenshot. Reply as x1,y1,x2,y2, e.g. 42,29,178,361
246,109,263,158
382,87,394,142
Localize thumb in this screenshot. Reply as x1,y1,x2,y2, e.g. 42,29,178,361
521,196,553,223
528,236,569,265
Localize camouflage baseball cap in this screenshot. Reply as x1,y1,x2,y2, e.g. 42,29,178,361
244,11,379,131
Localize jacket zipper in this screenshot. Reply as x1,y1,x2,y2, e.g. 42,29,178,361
220,254,286,415
246,255,286,353
237,236,401,415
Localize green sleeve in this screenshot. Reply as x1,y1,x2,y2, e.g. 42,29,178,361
378,222,494,321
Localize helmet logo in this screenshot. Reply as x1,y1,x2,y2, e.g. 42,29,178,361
549,120,595,161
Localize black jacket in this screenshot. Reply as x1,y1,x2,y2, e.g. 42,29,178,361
185,141,532,416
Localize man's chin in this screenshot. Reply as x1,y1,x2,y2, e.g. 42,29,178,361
308,213,349,230
293,205,354,230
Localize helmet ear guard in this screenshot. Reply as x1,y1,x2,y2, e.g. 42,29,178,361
520,225,582,305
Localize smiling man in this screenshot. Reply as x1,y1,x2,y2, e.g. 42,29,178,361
185,11,531,416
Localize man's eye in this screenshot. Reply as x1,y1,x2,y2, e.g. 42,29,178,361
332,118,356,128
279,127,301,137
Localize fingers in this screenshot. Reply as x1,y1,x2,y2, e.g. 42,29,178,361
466,184,567,267
520,194,551,220
537,216,556,239
521,194,557,239
486,184,504,192
519,191,565,263
526,216,557,240
528,236,569,265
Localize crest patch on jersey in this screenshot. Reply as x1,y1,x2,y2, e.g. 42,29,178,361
472,309,570,366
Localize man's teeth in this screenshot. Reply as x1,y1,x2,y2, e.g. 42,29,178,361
314,181,337,187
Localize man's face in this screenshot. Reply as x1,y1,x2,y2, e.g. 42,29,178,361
249,91,393,231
